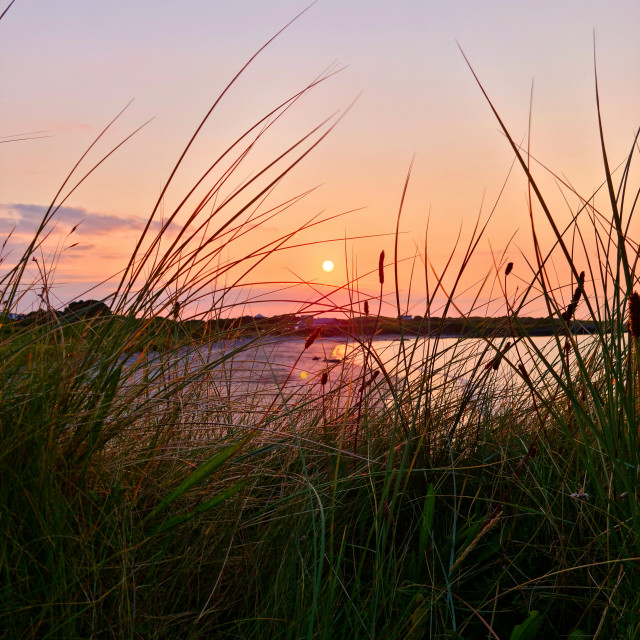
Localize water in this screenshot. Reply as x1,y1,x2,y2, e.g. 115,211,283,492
119,332,599,445
175,332,586,394
124,332,595,409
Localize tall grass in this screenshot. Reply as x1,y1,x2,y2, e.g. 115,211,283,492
1,20,639,639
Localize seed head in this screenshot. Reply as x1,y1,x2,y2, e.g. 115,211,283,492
364,300,369,316
571,271,586,307
628,291,640,338
518,363,531,383
485,341,512,371
366,370,380,386
378,251,385,285
320,371,328,386
505,262,513,276
562,271,585,323
561,305,575,323
305,327,321,350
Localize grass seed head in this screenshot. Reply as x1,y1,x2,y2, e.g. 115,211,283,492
366,370,380,386
505,262,513,276
629,291,640,338
561,305,575,323
571,271,586,307
305,327,321,350
486,341,512,370
561,271,585,323
378,251,385,285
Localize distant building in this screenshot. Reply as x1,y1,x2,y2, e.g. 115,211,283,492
313,317,341,326
294,315,314,330
294,316,341,330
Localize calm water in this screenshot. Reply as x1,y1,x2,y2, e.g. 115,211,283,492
174,333,588,395
122,333,597,436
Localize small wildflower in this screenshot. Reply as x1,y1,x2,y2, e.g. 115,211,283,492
569,492,589,500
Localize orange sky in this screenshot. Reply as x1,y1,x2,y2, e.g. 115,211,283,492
1,1,638,318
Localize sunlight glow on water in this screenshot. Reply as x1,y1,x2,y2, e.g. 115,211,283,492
124,335,594,408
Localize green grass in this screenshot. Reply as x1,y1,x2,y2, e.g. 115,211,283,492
1,18,639,639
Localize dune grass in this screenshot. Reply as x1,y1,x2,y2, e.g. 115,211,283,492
1,19,639,639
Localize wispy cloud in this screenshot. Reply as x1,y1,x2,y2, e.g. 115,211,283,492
0,203,154,237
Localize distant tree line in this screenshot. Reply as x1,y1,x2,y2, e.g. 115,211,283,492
4,300,602,339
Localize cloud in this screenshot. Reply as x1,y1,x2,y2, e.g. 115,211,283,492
0,203,154,237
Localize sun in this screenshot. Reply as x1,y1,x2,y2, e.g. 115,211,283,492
322,260,335,272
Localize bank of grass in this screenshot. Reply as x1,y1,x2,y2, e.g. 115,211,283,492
1,27,640,640
2,300,639,640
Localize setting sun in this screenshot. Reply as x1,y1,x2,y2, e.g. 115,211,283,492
322,260,334,272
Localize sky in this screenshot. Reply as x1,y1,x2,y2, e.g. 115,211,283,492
1,0,638,318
